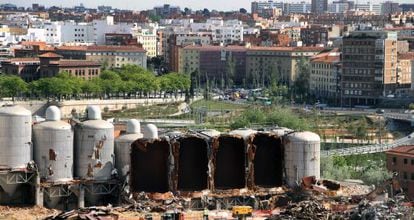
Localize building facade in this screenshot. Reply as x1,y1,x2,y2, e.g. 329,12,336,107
386,145,414,200
55,45,147,69
341,31,398,106
1,52,101,81
396,53,414,97
246,46,324,86
178,45,247,85
310,51,341,103
312,0,328,14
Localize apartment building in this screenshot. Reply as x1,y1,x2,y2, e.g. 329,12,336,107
165,32,212,72
178,45,247,85
251,1,284,15
341,31,398,106
132,27,158,57
284,2,311,14
311,0,328,14
246,46,324,86
55,45,147,69
310,50,341,103
396,52,414,96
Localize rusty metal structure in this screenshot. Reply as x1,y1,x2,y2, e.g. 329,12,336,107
128,129,320,210
0,103,321,211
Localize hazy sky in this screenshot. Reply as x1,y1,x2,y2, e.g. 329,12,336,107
2,0,413,12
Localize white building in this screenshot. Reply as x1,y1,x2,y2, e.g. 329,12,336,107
355,3,381,15
284,2,311,14
190,18,243,44
93,16,135,45
132,26,158,57
328,2,350,13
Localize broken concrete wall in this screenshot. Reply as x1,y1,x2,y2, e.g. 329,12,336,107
130,138,170,193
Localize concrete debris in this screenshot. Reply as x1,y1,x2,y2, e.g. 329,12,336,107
272,200,329,219
46,206,118,220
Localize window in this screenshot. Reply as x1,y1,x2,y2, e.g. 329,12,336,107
404,172,408,180
411,159,414,165
393,157,397,164
404,158,408,164
411,173,414,180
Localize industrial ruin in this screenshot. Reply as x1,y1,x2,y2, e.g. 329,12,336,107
0,104,412,219
0,104,319,206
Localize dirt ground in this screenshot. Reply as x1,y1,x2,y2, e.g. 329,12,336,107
0,206,59,220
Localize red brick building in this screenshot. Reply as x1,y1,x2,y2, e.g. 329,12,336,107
1,52,101,81
386,145,414,199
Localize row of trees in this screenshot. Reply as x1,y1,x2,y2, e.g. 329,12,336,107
0,65,191,101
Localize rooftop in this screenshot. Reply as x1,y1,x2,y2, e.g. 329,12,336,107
56,45,146,52
387,145,414,156
38,52,63,58
398,52,414,60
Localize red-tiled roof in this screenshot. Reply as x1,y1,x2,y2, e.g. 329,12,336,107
183,45,247,52
56,45,146,52
38,52,63,58
56,45,87,51
387,145,414,156
4,58,40,62
249,46,325,52
398,52,414,60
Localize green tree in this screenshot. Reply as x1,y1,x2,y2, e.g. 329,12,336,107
82,78,103,98
0,75,28,101
100,70,122,98
293,57,311,102
225,54,236,89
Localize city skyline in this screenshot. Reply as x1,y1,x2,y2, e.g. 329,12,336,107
4,0,413,12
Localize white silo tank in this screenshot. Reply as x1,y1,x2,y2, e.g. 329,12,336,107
33,106,74,182
0,105,32,169
74,106,114,180
115,119,143,179
285,132,320,187
0,105,32,199
142,124,158,139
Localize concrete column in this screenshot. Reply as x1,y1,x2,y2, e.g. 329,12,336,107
78,184,85,208
35,174,43,207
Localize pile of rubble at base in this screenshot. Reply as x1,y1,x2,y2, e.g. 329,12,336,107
44,176,414,219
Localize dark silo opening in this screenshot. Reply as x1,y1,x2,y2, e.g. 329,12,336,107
130,139,170,193
177,137,209,191
214,136,246,189
252,134,283,187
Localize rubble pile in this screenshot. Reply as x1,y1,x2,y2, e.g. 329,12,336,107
272,200,330,219
347,197,414,220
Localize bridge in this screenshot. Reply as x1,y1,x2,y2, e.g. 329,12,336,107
321,132,414,157
384,112,413,123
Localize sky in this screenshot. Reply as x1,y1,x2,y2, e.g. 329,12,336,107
2,0,413,12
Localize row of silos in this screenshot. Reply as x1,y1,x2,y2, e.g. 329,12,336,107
0,103,320,204
129,128,321,194
0,104,154,206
